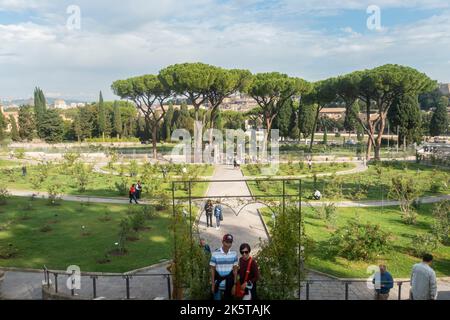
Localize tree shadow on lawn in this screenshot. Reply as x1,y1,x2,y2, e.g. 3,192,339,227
433,257,450,277
382,217,431,233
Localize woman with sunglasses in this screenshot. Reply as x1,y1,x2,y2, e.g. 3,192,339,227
237,243,260,300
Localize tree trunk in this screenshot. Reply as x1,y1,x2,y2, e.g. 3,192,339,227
152,125,158,159
309,107,321,153
374,115,386,161
262,116,272,160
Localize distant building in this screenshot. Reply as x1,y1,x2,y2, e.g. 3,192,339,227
439,83,450,95
53,99,67,109
319,108,346,120
69,102,86,108
221,94,258,112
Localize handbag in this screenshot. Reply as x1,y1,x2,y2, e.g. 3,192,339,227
233,257,253,298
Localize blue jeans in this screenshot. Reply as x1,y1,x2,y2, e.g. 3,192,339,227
215,216,221,227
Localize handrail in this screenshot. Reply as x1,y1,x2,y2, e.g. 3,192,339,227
43,269,173,300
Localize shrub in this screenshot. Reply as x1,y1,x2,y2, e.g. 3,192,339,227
47,184,62,205
129,211,146,232
115,176,129,196
98,209,112,222
116,218,131,254
30,163,51,189
353,180,369,200
129,160,139,177
141,205,157,220
328,220,391,261
63,152,81,168
14,148,25,159
388,175,419,225
170,206,211,299
40,225,52,233
257,205,312,300
73,163,92,192
0,243,19,259
318,203,337,229
2,168,15,183
0,187,10,205
410,234,439,258
154,191,170,211
430,181,443,194
324,174,342,199
432,200,450,245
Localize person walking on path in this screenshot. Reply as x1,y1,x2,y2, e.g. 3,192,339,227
372,265,394,300
308,159,312,171
410,254,438,300
237,243,260,300
135,181,142,199
210,234,238,301
214,203,223,230
129,184,138,204
22,166,27,177
200,237,211,255
205,200,213,228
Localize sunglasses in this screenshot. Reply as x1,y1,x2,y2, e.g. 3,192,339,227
224,240,233,244
240,251,249,254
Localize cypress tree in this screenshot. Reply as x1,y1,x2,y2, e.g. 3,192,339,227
430,97,449,137
39,109,64,143
0,109,6,141
18,105,36,141
163,103,175,142
97,91,107,140
34,87,47,138
9,115,20,141
113,101,122,139
388,94,422,146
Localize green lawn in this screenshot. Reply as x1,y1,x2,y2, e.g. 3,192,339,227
102,163,215,177
260,204,450,278
0,197,174,272
242,162,355,176
0,159,20,168
0,164,210,199
246,161,450,202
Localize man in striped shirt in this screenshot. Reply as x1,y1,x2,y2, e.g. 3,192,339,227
210,234,239,300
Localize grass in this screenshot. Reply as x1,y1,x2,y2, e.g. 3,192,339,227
0,159,20,168
0,197,174,272
242,162,355,177
246,161,450,202
260,204,450,278
0,164,210,199
102,163,215,177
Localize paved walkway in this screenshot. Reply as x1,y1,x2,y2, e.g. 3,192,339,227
301,271,450,300
197,165,269,252
0,263,171,300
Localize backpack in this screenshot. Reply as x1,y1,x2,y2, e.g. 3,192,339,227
215,206,223,220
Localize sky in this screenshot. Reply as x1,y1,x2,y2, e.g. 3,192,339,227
0,0,450,102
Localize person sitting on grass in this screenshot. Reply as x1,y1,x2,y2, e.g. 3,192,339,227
313,190,322,200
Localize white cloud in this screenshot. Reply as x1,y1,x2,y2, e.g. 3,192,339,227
0,0,40,11
0,1,449,100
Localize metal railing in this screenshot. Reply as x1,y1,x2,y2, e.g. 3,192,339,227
300,279,411,300
43,267,411,300
43,267,172,300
